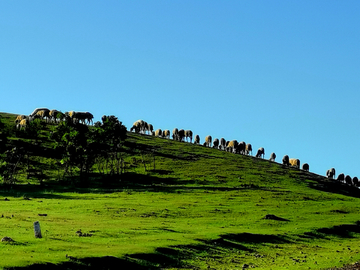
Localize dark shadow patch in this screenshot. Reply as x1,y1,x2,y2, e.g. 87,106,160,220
4,256,150,270
263,214,290,221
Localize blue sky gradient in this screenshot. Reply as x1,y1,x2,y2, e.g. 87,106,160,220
1,1,359,177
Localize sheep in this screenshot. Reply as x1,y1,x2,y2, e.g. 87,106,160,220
226,140,238,153
352,177,359,187
172,128,179,140
194,135,200,144
220,138,226,150
255,147,265,158
49,110,65,123
326,169,335,179
155,129,162,137
212,138,219,149
33,109,50,122
282,155,289,166
68,111,93,125
14,115,26,124
345,175,352,185
185,130,193,143
289,158,300,168
245,143,252,155
148,124,154,134
29,108,49,117
163,129,170,139
326,168,336,179
205,135,212,147
302,163,309,171
178,129,185,142
337,173,345,182
16,119,28,130
269,152,276,162
236,141,246,154
130,120,142,133
330,168,336,179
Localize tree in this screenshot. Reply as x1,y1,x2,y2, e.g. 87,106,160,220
50,118,93,182
91,115,127,179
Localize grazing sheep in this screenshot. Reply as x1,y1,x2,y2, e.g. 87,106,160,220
15,115,26,124
352,177,359,187
226,140,238,153
302,163,309,171
172,128,179,140
33,109,50,122
269,152,276,162
17,119,28,130
163,129,170,139
29,108,49,117
330,168,336,179
148,124,154,134
49,110,65,123
255,147,265,158
245,143,252,155
212,138,219,149
205,135,212,147
236,141,246,154
345,175,352,185
282,155,289,166
194,135,200,145
178,129,185,142
155,129,162,137
337,173,345,182
326,168,336,179
220,138,226,150
185,130,193,143
326,169,335,179
130,120,142,133
68,111,93,125
289,158,300,168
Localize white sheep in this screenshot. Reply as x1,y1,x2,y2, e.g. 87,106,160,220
155,129,162,137
14,115,26,124
205,135,212,147
220,138,226,150
172,128,179,140
185,130,193,143
269,152,276,162
289,158,300,168
245,143,252,155
226,140,238,153
163,129,170,139
16,119,28,130
212,138,219,149
255,147,265,158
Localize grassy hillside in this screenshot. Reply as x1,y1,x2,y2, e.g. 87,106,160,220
0,112,360,269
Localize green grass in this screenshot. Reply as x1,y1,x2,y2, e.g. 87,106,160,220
0,112,360,269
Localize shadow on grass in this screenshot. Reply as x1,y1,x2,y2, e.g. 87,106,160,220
5,232,291,270
4,256,151,270
307,176,360,199
299,221,360,240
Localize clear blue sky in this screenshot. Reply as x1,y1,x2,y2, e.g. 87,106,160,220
1,1,359,178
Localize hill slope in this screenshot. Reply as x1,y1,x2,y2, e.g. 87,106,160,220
1,112,360,269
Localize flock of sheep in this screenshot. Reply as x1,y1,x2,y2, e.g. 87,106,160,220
130,119,311,170
14,108,94,130
13,111,357,188
130,119,359,188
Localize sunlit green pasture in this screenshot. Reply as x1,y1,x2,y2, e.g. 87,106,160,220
1,112,360,269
